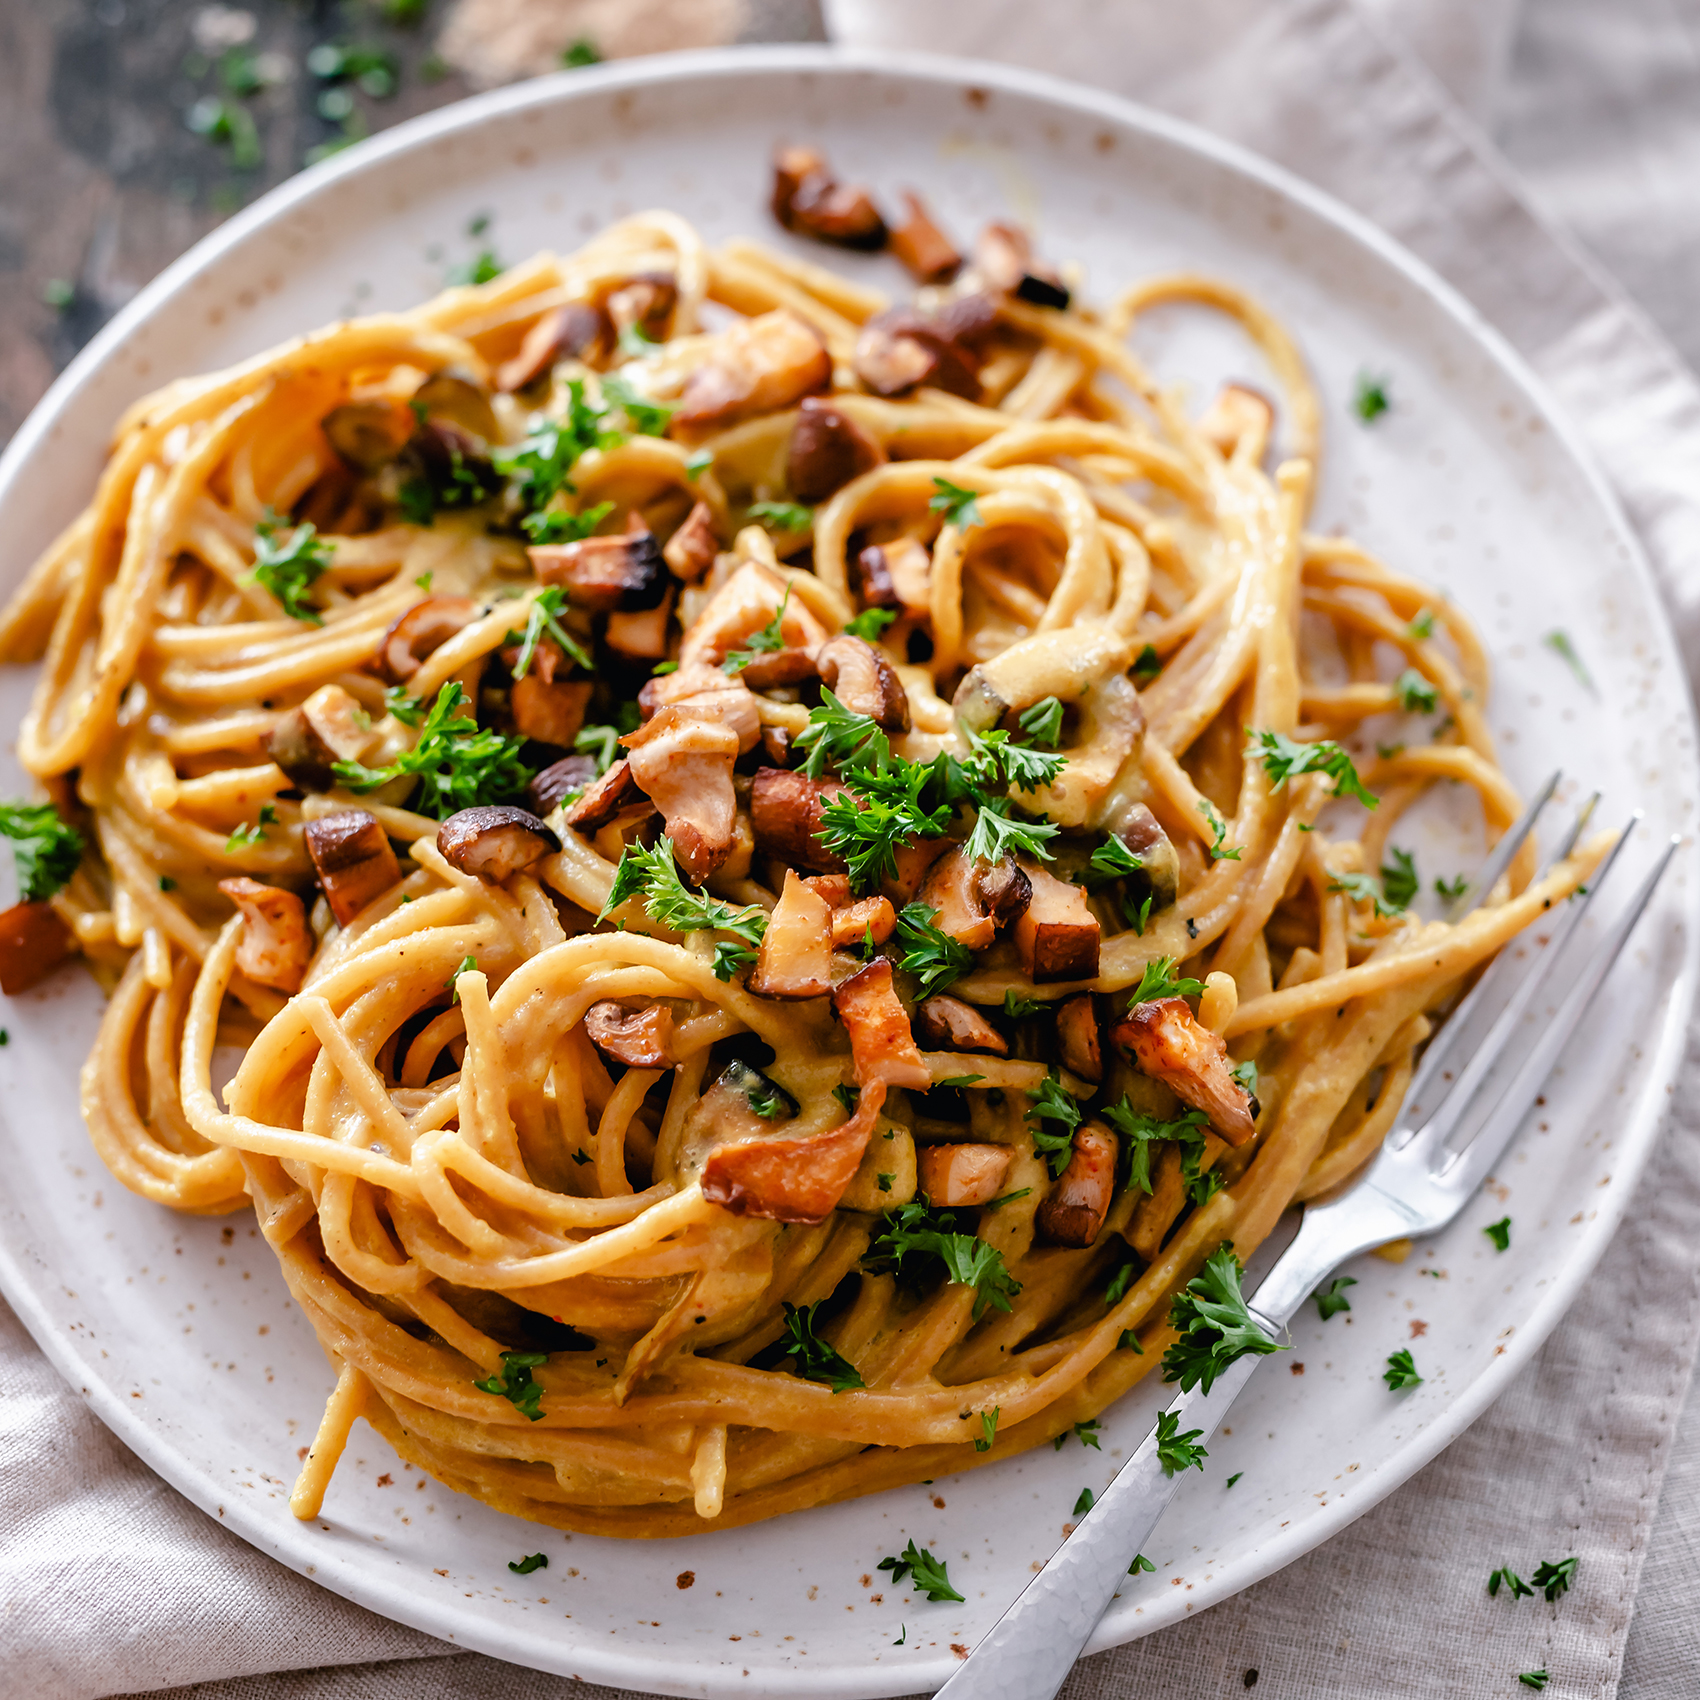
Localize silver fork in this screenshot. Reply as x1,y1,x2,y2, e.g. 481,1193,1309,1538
937,777,1676,1700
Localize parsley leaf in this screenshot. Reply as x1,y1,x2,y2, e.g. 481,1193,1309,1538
509,1552,548,1574
251,510,333,622
961,720,1067,794
384,684,424,727
1381,847,1418,910
712,940,759,982
446,955,477,1002
1026,1071,1083,1178
1434,872,1469,902
1383,1348,1422,1390
572,704,641,776
844,607,897,643
1489,1565,1535,1601
1226,1472,1243,1488
1249,729,1377,808
0,802,83,902
1101,1097,1209,1196
975,1407,1000,1452
818,762,954,893
722,587,793,675
1131,956,1207,1004
685,446,714,480
600,373,676,437
1519,1670,1549,1691
1162,1246,1284,1394
1154,1408,1208,1477
473,1349,549,1421
1485,1216,1512,1252
1198,798,1241,861
600,837,768,947
226,802,278,853
1394,668,1438,713
894,902,975,998
1053,1418,1101,1451
492,379,618,515
863,1200,1022,1320
1328,870,1403,921
1072,1486,1095,1516
1313,1276,1356,1320
778,1300,865,1393
962,798,1060,865
1544,628,1595,693
1017,696,1065,747
510,585,593,677
1531,1557,1578,1602
1129,1553,1156,1575
928,477,982,530
796,688,888,778
1407,607,1436,640
747,500,815,534
1132,644,1162,684
522,498,615,545
1353,371,1391,422
1003,990,1045,1020
335,681,534,819
1086,833,1144,889
877,1539,964,1603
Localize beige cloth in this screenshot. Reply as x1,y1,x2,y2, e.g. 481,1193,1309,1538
5,2,1700,1697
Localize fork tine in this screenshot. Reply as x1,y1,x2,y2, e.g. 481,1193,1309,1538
1409,814,1639,1158
1443,768,1561,923
1435,831,1678,1192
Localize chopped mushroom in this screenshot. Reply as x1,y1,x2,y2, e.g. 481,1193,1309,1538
584,1000,676,1069
952,626,1132,732
888,191,961,284
884,836,953,902
1055,994,1103,1084
662,502,719,583
770,146,887,249
604,272,677,341
264,684,379,792
638,661,760,753
916,1142,1010,1208
678,561,830,671
852,307,981,399
321,399,414,473
675,311,832,430
216,877,311,994
437,805,560,884
495,302,611,392
801,873,852,906
1011,862,1099,982
854,537,933,615
1036,1124,1118,1247
830,894,896,949
1097,802,1180,913
1197,382,1275,461
786,397,886,504
916,846,1032,951
528,754,598,815
831,958,930,1090
749,767,849,874
621,706,740,884
748,869,834,999
530,526,668,612
913,994,1009,1056
1114,996,1258,1146
0,901,74,995
563,759,650,834
974,222,1070,309
700,1078,887,1224
303,810,401,928
510,676,592,747
733,646,820,691
372,596,479,686
605,589,676,662
815,634,910,732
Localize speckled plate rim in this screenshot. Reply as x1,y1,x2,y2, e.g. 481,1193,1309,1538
0,43,1694,1696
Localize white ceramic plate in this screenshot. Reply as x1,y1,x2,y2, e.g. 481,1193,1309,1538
0,47,1695,1699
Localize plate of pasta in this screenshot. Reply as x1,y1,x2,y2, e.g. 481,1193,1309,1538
0,45,1693,1699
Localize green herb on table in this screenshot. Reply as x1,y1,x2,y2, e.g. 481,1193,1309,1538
1531,1556,1578,1602
1072,1487,1095,1516
562,37,602,67
1489,1565,1534,1601
1543,629,1595,693
1128,1553,1156,1575
1518,1671,1549,1692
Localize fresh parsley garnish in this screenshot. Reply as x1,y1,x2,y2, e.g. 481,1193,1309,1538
1053,1419,1102,1452
509,1552,548,1574
600,373,676,437
1003,990,1045,1020
1328,870,1403,921
1154,1408,1207,1477
1381,847,1418,910
985,1188,1031,1210
685,446,714,479
1132,644,1162,684
616,320,659,360
1026,1071,1083,1177
1104,1258,1136,1307
1198,798,1241,861
0,802,83,902
975,1407,1000,1452
384,684,423,727
1162,1246,1284,1393
712,940,759,983
225,802,278,853
928,477,982,530
446,955,477,1002
877,1540,964,1603
893,903,975,998
1225,1472,1243,1488
961,719,1068,794
1352,371,1391,422
1543,629,1595,693
335,681,534,819
1485,1216,1512,1252
1532,1557,1578,1602
1313,1277,1356,1320
1489,1565,1534,1601
844,607,897,642
1250,730,1377,807
1118,1329,1144,1353
778,1300,864,1393
1407,607,1436,640
1131,956,1207,1004
722,587,793,675
1434,872,1469,902
473,1349,548,1421
863,1200,1022,1320
1383,1348,1422,1390
962,798,1060,866
1072,1487,1095,1516
510,585,593,677
1231,1059,1258,1098
818,760,954,892
1128,1553,1156,1575
1394,668,1437,713
522,498,615,545
572,704,641,776
1086,833,1144,888
1017,696,1065,747
251,510,333,622
492,379,621,517
1101,1098,1209,1196
600,837,768,949
747,500,815,534
796,688,886,778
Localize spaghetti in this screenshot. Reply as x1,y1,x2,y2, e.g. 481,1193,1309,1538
0,188,1604,1537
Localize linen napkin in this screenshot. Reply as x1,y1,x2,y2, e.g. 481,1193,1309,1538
5,2,1700,1697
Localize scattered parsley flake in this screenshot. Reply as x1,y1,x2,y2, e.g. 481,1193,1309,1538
1435,872,1469,902
1353,371,1391,422
1532,1556,1578,1602
1162,1246,1284,1393
1407,607,1436,640
1314,1277,1356,1320
863,1200,1022,1320
1250,729,1377,807
1072,1487,1095,1516
778,1300,864,1393
1003,990,1045,1020
1102,1097,1209,1197
1383,1348,1422,1390
1198,797,1241,861
1128,1553,1156,1575
1132,644,1162,684
1086,832,1144,889
445,955,478,1002
1519,1670,1549,1691
894,902,975,998
0,802,83,902
685,447,714,479
1485,1216,1512,1252
562,37,602,67
844,607,896,642
723,587,793,675
510,586,592,677
1026,1071,1083,1178
600,373,676,437
975,1407,1000,1452
928,477,983,530
1543,629,1595,693
1381,847,1419,910
1489,1564,1535,1601
1226,1472,1243,1489
747,500,814,534
1329,870,1402,921
1154,1408,1208,1477
1017,696,1065,747
1131,956,1207,1005
251,510,332,622
877,1539,964,1603
1394,668,1438,714
522,499,615,546
986,1187,1031,1211
1118,1329,1144,1353
600,837,767,949
508,1552,548,1575
473,1349,548,1421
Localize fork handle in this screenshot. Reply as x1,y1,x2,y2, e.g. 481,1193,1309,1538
933,1346,1269,1700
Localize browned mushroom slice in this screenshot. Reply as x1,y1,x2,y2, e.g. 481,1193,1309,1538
1197,382,1275,461
916,847,1032,952
786,397,886,504
264,684,375,792
917,1142,1010,1208
584,1000,676,1069
1055,993,1103,1084
410,372,501,446
304,810,402,927
1036,1124,1118,1247
815,634,910,732
638,661,760,754
802,874,852,907
662,502,719,583
853,308,980,400
884,835,953,903
605,592,676,662
322,398,415,473
216,877,311,994
1100,801,1180,912
372,595,479,686
854,537,932,614
771,146,827,226
830,894,896,949
771,146,886,249
622,706,740,884
675,311,832,430
831,957,930,1090
974,222,1070,310
748,869,834,1000
0,901,74,995
749,767,849,874
733,647,821,691
529,528,668,612
913,994,1010,1057
510,677,592,748
678,561,830,670
888,191,961,284
701,1079,887,1225
1114,996,1257,1146
528,754,599,815
437,805,561,884
1011,863,1099,982
605,273,677,341
495,302,611,392
564,759,651,834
